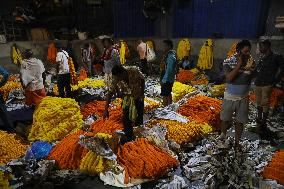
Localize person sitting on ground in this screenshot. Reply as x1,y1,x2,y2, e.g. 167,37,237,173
103,65,145,144
20,49,46,106
55,43,71,98
219,40,255,151
0,66,14,131
160,39,177,107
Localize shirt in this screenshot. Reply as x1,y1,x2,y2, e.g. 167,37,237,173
162,50,177,84
110,67,145,99
20,58,45,91
223,54,255,97
255,52,284,86
56,50,70,74
82,47,93,63
137,42,147,60
103,47,120,74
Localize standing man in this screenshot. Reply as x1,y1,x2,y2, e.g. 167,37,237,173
101,37,120,87
81,43,94,76
55,43,71,98
255,40,284,129
137,39,148,75
103,65,145,144
160,39,177,106
20,49,46,106
0,66,14,131
219,40,255,150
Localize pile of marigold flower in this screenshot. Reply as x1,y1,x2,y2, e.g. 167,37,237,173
176,70,196,84
71,78,105,91
172,82,196,102
28,97,83,142
0,79,22,101
144,97,160,112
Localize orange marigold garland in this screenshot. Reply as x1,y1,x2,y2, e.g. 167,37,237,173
78,68,88,81
48,130,88,169
176,70,195,84
177,95,222,129
117,138,179,183
81,101,106,119
262,150,284,185
67,57,78,85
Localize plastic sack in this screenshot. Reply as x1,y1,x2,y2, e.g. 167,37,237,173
30,141,53,160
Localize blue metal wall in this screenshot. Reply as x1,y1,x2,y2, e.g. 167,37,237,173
173,0,269,38
113,0,155,38
113,0,269,38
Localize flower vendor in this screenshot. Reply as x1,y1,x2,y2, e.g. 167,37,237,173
20,49,46,106
160,39,178,107
103,65,145,144
81,43,95,77
100,36,120,88
219,40,255,150
254,40,284,133
0,66,14,131
137,39,148,75
55,43,72,98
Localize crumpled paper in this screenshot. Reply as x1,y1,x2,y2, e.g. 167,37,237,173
155,175,187,189
151,108,188,123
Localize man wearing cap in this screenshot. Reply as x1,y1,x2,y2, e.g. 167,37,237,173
20,49,46,106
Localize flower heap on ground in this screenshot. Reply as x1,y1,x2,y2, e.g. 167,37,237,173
117,138,179,184
250,88,284,108
71,78,105,91
176,70,196,84
28,97,83,142
210,84,226,97
191,74,209,86
178,95,222,129
172,82,196,102
262,150,284,185
148,119,212,145
48,130,89,169
0,170,12,189
144,97,161,112
0,77,22,101
0,130,29,165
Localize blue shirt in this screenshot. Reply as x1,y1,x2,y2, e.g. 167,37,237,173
162,50,177,83
0,66,9,87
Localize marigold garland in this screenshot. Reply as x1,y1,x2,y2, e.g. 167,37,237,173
117,138,179,183
250,88,284,108
0,171,12,189
0,131,29,165
176,70,195,84
191,74,209,86
227,43,237,58
67,57,78,85
262,150,284,185
197,39,214,70
148,119,213,145
0,80,22,101
48,130,88,170
177,38,191,61
28,97,83,142
71,78,105,91
78,69,88,81
178,95,222,129
210,84,226,97
144,97,160,112
172,82,196,102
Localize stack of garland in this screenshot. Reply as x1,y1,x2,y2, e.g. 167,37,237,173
71,78,105,91
191,74,209,86
144,97,160,112
0,77,22,101
148,119,212,145
210,84,226,97
176,70,196,84
262,150,284,185
250,88,284,108
172,82,196,102
178,95,222,129
28,97,83,142
0,131,29,165
177,38,191,61
80,101,107,119
117,138,179,184
48,130,88,169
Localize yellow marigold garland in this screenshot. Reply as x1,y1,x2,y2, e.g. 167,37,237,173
172,82,196,102
177,38,191,61
28,97,83,142
0,80,22,101
0,171,12,189
71,78,105,91
0,131,29,165
197,39,214,70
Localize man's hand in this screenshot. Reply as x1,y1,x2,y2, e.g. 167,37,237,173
103,109,109,119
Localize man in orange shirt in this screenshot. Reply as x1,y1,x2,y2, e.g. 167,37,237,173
137,40,148,75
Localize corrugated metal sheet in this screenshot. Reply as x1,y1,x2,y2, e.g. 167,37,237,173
173,0,269,38
113,0,155,38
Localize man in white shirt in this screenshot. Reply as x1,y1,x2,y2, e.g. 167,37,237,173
56,43,71,98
